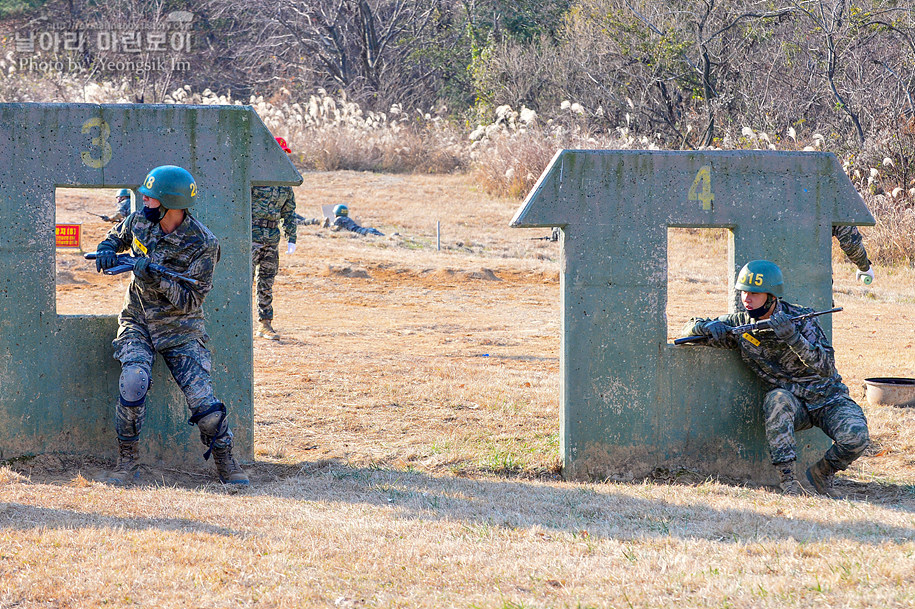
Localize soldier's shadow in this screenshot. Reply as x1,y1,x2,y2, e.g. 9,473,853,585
9,456,915,543
245,459,915,543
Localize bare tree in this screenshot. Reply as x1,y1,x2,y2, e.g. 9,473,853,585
205,0,455,108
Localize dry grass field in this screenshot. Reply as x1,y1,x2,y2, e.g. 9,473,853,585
3,171,915,608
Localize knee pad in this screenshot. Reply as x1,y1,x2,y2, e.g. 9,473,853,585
119,365,150,407
188,402,228,460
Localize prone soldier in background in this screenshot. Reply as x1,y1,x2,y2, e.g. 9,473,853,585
94,165,249,487
252,137,299,341
681,260,869,497
294,212,324,227
331,204,383,236
833,225,875,284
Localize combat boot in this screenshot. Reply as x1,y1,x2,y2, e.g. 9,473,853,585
212,445,250,486
105,439,139,485
806,458,839,497
774,461,809,496
256,320,280,340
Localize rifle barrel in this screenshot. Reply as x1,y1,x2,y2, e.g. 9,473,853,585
674,307,843,346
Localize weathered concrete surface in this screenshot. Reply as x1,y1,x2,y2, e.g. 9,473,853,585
0,103,301,464
511,150,874,483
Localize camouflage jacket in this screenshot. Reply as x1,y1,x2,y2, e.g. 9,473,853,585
99,212,219,351
833,225,870,271
252,186,297,246
683,300,849,408
333,216,383,236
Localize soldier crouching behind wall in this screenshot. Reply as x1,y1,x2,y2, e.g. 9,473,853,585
94,165,249,487
680,260,869,497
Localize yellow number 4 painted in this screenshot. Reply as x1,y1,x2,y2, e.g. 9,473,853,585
688,165,714,210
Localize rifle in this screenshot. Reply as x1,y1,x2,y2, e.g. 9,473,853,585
84,252,199,286
674,307,842,345
85,211,120,222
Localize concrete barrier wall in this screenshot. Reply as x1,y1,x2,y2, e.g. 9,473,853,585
512,150,875,483
0,103,301,464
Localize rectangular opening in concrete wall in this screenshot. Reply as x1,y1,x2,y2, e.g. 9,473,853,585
666,228,732,342
55,187,134,316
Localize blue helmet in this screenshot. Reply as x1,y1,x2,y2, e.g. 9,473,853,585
138,165,197,210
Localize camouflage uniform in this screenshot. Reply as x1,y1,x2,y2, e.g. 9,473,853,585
833,226,871,271
333,215,383,236
251,186,297,322
683,300,869,471
115,195,131,219
99,211,235,453
294,212,321,226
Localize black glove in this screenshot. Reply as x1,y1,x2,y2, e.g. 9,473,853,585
702,320,729,341
133,257,154,283
769,311,797,340
95,247,117,272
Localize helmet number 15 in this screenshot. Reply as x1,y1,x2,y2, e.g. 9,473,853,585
742,272,764,286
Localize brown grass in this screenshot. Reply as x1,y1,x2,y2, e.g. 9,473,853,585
861,193,915,266
5,172,915,608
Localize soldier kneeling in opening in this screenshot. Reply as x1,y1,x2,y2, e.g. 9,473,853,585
94,165,249,486
681,260,869,497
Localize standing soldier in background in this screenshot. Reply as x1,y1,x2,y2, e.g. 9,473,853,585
94,165,249,486
833,226,875,284
99,188,134,223
252,137,298,341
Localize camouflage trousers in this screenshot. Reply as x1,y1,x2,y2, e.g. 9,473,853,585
252,241,279,321
113,328,233,450
763,388,869,470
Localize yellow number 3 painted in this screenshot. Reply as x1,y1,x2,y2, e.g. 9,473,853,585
80,117,112,169
688,165,715,211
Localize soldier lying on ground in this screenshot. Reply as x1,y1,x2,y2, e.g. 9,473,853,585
294,212,324,227
94,165,249,487
330,203,383,236
680,260,869,497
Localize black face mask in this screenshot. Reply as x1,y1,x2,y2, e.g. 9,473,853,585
142,205,163,224
747,294,777,319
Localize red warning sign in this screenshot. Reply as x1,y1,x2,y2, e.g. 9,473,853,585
55,224,82,249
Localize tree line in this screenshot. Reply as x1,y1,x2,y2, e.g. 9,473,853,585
4,0,915,151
